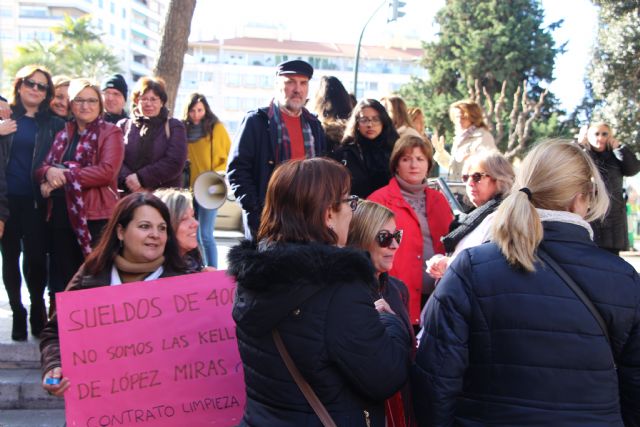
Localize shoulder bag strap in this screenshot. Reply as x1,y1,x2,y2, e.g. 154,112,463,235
272,329,337,427
538,248,611,346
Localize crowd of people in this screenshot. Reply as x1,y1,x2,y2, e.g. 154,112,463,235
0,58,639,426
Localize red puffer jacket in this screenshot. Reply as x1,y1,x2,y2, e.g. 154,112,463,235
35,120,124,220
369,178,453,325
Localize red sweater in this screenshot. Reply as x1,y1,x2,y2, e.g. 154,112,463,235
369,178,453,324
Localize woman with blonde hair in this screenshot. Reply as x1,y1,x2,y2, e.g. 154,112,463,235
413,140,640,426
348,200,416,427
381,95,422,140
154,188,206,272
579,122,640,254
433,99,497,180
427,151,514,279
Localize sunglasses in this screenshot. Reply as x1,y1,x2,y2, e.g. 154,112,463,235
341,195,360,212
22,78,49,93
375,230,402,248
595,132,609,137
462,172,490,183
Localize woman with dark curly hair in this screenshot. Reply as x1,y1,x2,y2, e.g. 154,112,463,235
329,99,399,198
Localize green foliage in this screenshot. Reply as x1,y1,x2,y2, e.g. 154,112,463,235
400,0,562,148
587,1,640,149
4,14,120,84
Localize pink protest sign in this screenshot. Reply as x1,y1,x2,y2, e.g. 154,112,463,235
56,271,245,426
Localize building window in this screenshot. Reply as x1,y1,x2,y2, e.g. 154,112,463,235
110,1,115,14
110,23,115,36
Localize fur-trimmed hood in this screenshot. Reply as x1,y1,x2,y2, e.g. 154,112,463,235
227,240,376,335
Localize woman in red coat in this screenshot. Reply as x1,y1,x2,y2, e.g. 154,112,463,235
35,78,124,307
369,135,452,326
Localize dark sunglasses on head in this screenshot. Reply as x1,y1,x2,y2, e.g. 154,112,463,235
375,230,402,248
595,132,609,137
22,78,49,92
462,172,490,183
341,195,360,212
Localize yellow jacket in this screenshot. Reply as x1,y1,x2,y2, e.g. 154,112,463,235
187,122,231,187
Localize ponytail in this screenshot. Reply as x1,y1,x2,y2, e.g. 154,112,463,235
491,140,609,273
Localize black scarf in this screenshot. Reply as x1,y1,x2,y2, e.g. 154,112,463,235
442,196,502,254
132,106,169,170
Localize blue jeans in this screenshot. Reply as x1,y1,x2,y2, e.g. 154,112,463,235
195,200,218,268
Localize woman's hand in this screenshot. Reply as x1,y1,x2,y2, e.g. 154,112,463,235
374,298,396,315
202,266,218,272
432,128,446,153
0,118,17,136
609,137,621,150
426,254,450,279
46,167,67,189
0,100,10,120
40,182,54,198
42,367,70,397
125,173,142,192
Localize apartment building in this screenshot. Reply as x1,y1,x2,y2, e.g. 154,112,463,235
176,36,426,136
0,0,167,85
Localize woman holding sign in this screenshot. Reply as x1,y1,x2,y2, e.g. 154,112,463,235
40,192,190,396
228,157,410,427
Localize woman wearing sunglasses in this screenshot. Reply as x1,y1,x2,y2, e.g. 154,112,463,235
579,122,640,255
35,78,124,311
348,200,417,427
228,157,410,427
0,65,65,340
369,135,453,327
426,151,514,279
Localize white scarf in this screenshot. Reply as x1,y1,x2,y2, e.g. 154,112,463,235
536,208,594,241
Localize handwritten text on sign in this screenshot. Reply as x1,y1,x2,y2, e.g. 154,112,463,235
56,271,244,427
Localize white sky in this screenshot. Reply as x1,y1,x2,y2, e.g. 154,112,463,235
191,0,598,113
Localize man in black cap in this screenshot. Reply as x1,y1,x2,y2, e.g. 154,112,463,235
101,73,129,124
227,59,326,238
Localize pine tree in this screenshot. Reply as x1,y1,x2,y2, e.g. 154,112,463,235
399,0,563,155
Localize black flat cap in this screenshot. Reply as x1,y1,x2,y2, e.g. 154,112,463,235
276,60,314,79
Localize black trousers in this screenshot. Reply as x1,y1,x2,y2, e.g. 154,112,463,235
49,195,107,294
0,196,48,313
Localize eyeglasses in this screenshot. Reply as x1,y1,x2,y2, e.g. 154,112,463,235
139,96,161,104
595,132,609,137
357,116,382,125
22,78,49,92
341,195,359,212
375,230,403,248
461,172,490,183
72,98,100,106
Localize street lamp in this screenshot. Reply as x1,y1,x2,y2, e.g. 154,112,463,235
353,0,406,97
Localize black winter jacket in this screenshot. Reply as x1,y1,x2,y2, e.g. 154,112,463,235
412,221,640,426
328,138,392,199
228,240,411,427
226,107,326,238
0,106,65,213
588,146,640,251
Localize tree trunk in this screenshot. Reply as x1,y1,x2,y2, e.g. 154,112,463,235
153,0,197,116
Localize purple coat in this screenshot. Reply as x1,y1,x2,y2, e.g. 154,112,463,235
117,117,187,190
